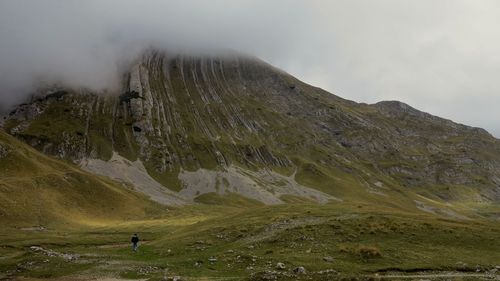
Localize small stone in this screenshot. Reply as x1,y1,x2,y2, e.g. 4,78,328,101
323,256,334,262
293,266,306,274
208,257,217,263
276,262,286,270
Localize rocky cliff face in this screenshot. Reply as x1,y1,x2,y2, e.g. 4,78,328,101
4,50,500,207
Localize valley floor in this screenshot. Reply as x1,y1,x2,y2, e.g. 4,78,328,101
1,203,499,281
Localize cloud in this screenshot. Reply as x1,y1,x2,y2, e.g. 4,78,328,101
0,0,499,137
270,0,500,137
0,0,312,107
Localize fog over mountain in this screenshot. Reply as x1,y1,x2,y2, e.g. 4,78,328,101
1,0,499,137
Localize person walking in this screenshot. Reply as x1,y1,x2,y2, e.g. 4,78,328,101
131,233,139,252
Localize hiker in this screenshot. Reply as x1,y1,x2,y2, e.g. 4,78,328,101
131,233,139,252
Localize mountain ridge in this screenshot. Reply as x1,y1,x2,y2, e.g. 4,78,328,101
3,50,500,213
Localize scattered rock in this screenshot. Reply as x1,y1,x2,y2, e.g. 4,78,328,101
323,256,334,262
138,266,161,275
29,246,79,261
275,262,286,270
317,269,338,275
293,266,306,274
250,270,279,281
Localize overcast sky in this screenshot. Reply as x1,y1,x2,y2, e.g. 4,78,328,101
0,1,499,137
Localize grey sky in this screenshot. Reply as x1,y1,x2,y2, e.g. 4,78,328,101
0,1,499,137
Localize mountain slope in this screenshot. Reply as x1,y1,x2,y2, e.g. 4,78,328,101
0,130,160,227
3,50,500,213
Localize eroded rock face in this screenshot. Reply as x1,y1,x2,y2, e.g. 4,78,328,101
80,152,186,205
80,151,334,205
176,166,336,204
4,50,500,204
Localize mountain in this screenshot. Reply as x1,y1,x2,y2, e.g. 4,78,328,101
3,50,500,216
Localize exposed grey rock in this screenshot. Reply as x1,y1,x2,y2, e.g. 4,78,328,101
316,269,338,275
80,152,186,205
275,262,286,270
323,256,334,262
29,246,79,261
293,266,306,274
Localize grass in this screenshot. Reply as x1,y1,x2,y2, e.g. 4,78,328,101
194,192,264,207
0,203,499,280
0,130,162,227
2,128,499,279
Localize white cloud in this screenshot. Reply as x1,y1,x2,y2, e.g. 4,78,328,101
0,0,499,137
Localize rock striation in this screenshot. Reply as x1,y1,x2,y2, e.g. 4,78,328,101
4,50,500,206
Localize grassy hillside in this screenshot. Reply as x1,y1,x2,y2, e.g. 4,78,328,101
0,130,162,227
0,130,499,279
0,203,499,280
